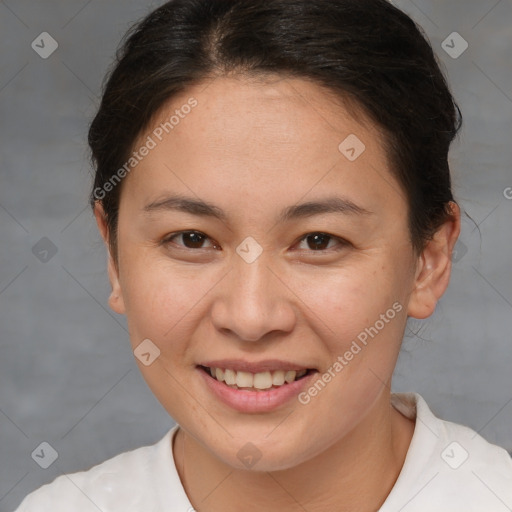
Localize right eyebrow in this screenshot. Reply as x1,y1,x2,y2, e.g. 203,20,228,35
143,195,228,222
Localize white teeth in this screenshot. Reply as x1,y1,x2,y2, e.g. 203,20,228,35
272,370,285,386
284,370,297,383
207,367,309,389
224,368,237,385
253,371,273,390
236,371,253,388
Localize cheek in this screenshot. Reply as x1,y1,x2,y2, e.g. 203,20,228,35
294,261,404,347
119,255,217,351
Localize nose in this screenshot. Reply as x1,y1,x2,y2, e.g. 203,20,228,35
210,255,297,342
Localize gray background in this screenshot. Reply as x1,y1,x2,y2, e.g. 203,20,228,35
0,0,511,510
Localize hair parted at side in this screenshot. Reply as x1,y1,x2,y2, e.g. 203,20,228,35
88,0,462,258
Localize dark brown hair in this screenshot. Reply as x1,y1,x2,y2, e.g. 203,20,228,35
88,0,462,257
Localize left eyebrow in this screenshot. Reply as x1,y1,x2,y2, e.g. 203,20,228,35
277,196,374,222
142,194,373,222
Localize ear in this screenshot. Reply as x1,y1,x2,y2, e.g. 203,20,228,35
93,202,126,315
407,201,461,319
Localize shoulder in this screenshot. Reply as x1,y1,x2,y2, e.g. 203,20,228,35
384,393,512,512
434,400,512,497
14,428,176,512
415,392,512,476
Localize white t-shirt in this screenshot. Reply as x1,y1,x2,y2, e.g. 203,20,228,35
14,393,512,512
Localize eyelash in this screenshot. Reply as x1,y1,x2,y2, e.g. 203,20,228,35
161,230,349,253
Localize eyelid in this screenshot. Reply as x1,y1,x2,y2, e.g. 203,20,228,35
293,232,350,252
162,230,220,250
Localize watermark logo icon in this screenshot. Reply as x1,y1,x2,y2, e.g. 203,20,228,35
338,134,366,161
237,442,262,469
31,442,58,469
441,441,469,469
31,32,59,59
441,32,468,59
452,240,468,263
236,236,263,264
133,338,160,366
32,237,58,263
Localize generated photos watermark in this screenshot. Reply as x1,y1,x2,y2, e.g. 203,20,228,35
93,97,198,201
298,301,403,405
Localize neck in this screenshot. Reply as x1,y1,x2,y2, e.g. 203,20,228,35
173,392,415,512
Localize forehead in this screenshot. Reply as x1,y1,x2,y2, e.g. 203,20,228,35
124,75,405,215
149,75,377,159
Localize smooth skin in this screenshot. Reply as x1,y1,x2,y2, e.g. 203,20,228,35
95,75,460,512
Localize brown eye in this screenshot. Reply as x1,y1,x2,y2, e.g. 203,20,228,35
165,231,218,249
297,232,345,251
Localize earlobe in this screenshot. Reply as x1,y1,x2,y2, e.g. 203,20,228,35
93,202,126,315
106,256,126,315
407,201,461,319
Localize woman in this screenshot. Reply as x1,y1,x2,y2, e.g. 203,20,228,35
15,0,512,510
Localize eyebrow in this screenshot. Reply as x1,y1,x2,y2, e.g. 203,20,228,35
142,194,373,222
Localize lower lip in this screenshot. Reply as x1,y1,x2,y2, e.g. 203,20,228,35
197,367,317,413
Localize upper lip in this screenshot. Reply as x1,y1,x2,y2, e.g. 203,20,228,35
198,359,315,373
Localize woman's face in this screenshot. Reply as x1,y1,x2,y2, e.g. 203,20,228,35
100,75,425,470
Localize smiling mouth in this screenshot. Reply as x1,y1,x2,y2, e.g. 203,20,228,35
198,365,316,392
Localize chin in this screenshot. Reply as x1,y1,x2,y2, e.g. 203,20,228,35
210,430,316,472
222,448,307,473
